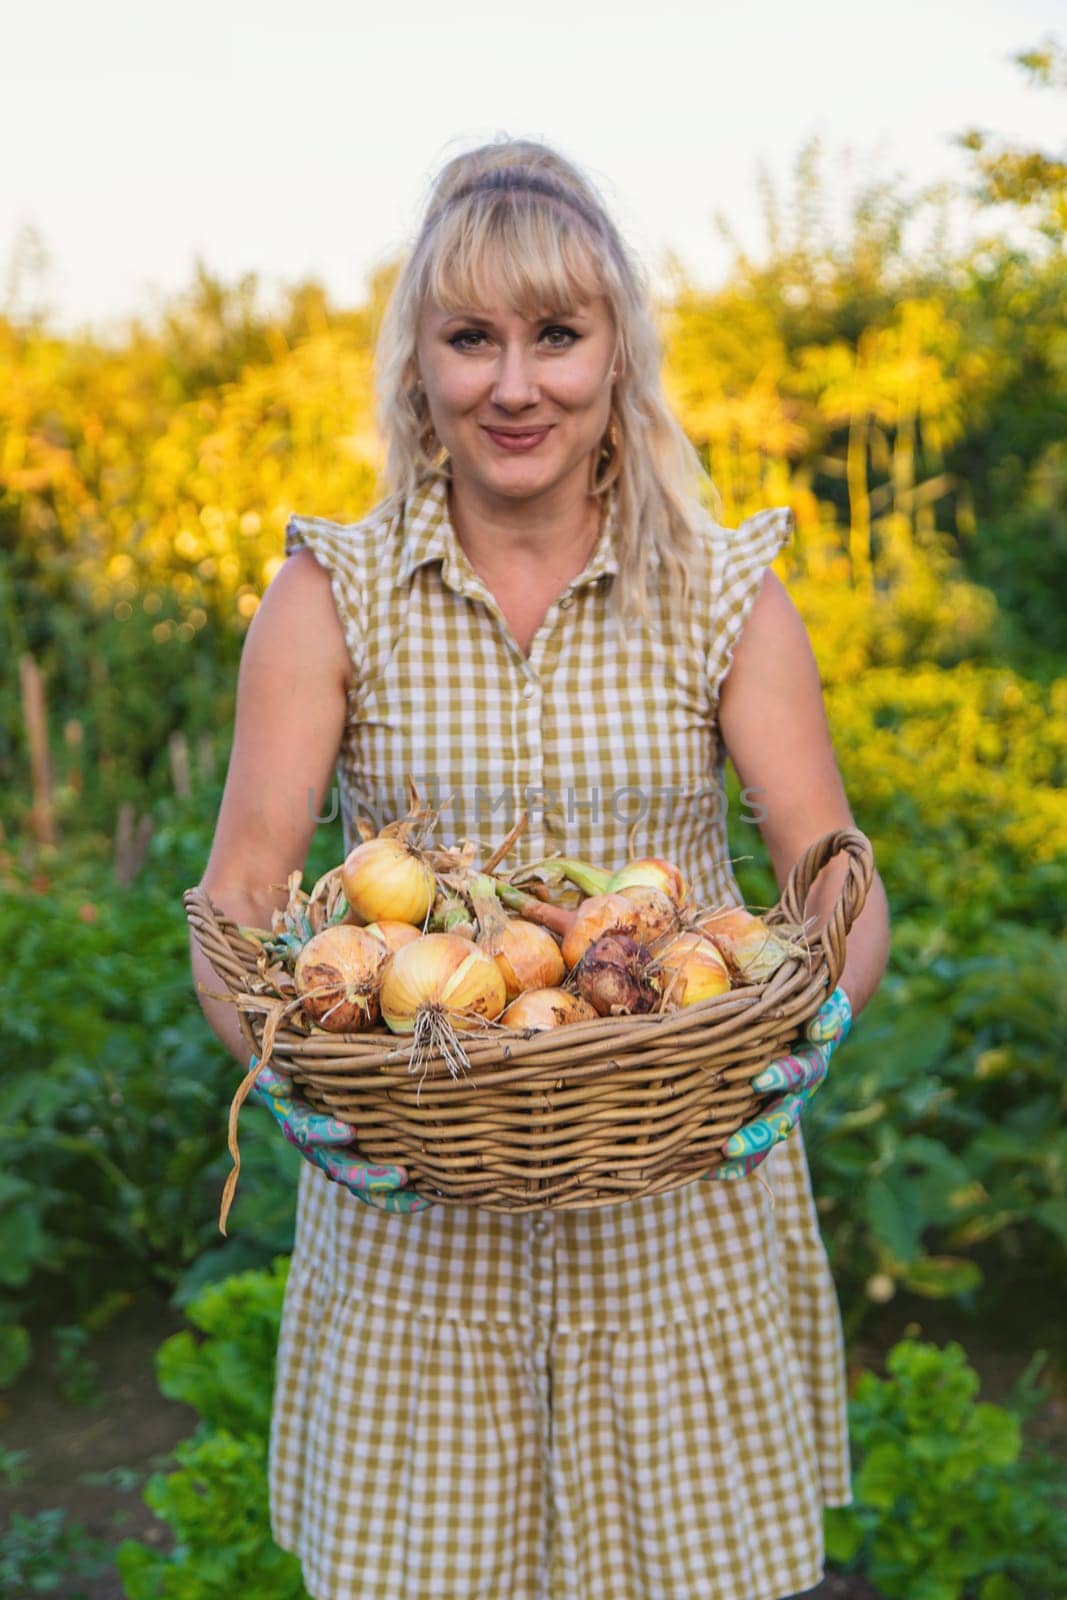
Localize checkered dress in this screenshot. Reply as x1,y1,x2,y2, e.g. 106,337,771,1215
269,475,851,1600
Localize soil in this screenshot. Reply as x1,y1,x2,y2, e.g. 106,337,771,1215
0,1293,194,1600
2,1285,1064,1600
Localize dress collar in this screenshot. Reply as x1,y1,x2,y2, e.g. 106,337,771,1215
396,474,620,595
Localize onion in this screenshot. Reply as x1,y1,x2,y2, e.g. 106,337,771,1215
575,931,661,1016
361,919,423,956
341,836,436,926
614,884,678,945
430,890,476,939
500,988,598,1030
379,933,507,1034
697,907,804,982
608,857,688,908
481,918,565,999
654,932,731,1011
294,925,388,1031
560,892,644,970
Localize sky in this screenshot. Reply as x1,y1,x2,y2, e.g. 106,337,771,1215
2,0,1063,336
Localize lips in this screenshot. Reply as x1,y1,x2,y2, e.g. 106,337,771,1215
482,426,552,451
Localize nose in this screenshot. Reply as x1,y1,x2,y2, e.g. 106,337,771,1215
490,343,540,411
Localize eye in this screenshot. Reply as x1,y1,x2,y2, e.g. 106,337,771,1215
448,329,487,351
446,325,580,352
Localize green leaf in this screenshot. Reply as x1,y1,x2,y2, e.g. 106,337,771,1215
823,1507,865,1565
979,1576,1022,1600
864,1173,928,1266
910,1579,961,1600
902,1255,983,1298
970,1403,1022,1468
854,1440,906,1510
0,1324,31,1389
1033,1198,1067,1247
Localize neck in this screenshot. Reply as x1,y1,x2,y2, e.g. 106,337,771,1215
447,468,604,584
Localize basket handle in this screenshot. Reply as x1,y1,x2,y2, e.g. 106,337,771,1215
772,827,875,994
182,884,266,1057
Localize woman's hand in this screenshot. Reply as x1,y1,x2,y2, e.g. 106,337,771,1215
706,986,852,1182
249,1058,434,1213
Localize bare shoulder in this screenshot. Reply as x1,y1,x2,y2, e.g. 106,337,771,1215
199,550,353,909
719,570,820,710
718,569,855,884
248,547,352,692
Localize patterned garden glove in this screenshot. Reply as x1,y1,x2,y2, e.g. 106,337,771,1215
248,1057,434,1213
707,986,853,1183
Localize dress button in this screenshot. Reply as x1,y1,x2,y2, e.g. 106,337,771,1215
559,595,574,610
532,1213,551,1235
522,682,537,699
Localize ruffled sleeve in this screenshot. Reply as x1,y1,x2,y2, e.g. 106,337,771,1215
705,506,796,712
284,514,367,689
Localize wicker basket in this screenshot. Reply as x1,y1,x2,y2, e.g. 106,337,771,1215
185,827,873,1214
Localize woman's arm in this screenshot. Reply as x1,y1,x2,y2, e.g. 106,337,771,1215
193,549,353,1066
717,570,890,1019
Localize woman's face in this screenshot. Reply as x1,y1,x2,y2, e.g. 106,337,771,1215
414,287,616,507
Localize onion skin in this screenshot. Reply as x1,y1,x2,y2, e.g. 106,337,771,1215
340,836,436,926
362,920,423,956
575,931,661,1017
294,925,388,1032
379,932,507,1033
615,884,678,945
696,907,801,982
481,919,566,1000
654,932,731,1011
608,857,688,908
560,893,644,970
500,988,599,1030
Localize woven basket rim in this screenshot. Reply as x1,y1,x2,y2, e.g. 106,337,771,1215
186,827,874,1217
184,826,873,1066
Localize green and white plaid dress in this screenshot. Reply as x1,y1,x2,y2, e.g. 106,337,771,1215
270,475,851,1600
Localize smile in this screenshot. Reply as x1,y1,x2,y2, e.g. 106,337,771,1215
482,426,552,452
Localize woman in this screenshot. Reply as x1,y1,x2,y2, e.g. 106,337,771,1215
192,137,890,1600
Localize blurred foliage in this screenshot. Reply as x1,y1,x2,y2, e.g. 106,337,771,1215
115,1260,308,1599
826,1341,1067,1598
0,1507,111,1598
0,794,343,1385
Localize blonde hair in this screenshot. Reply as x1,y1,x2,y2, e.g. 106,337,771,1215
374,136,719,620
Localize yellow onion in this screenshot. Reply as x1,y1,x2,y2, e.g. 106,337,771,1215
615,884,678,945
379,933,507,1034
294,925,388,1032
697,907,803,982
560,892,644,970
340,836,435,926
480,918,565,1000
654,932,731,1011
362,919,423,956
500,988,599,1030
608,857,688,908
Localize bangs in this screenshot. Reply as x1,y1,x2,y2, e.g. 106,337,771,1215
421,193,611,322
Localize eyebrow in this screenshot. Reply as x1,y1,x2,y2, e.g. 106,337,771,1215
439,309,590,327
